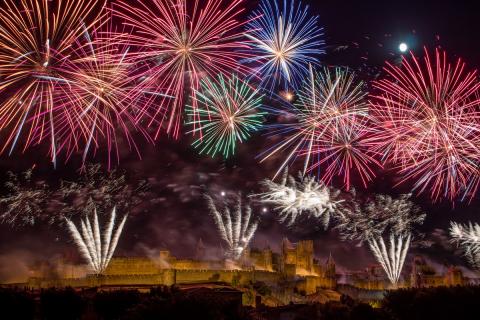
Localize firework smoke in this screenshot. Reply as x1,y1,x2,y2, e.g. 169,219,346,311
65,207,127,275
205,193,259,260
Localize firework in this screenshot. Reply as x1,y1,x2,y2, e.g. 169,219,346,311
66,207,127,275
0,0,105,166
53,19,153,168
259,67,376,190
0,170,52,226
59,164,150,219
113,0,252,138
258,170,343,227
186,74,266,159
335,193,425,285
205,193,259,260
450,222,480,269
370,48,480,202
246,0,324,90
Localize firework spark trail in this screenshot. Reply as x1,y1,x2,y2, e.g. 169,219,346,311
59,164,150,219
449,222,480,269
0,0,106,165
65,207,127,275
205,193,258,260
51,18,154,168
186,74,266,159
245,0,325,91
113,0,253,139
259,67,376,190
370,48,480,202
0,170,51,226
258,170,343,227
368,234,411,285
335,193,425,285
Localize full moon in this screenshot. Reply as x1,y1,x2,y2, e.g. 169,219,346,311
399,43,408,53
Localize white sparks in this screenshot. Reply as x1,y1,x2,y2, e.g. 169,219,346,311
258,171,342,227
369,234,411,285
450,222,480,269
335,193,425,285
65,207,127,275
205,193,259,260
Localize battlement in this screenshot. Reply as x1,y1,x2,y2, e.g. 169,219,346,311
22,238,338,295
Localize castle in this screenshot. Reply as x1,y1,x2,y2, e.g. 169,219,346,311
16,239,479,304
25,238,337,297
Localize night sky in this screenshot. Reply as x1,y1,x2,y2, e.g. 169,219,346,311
1,0,479,283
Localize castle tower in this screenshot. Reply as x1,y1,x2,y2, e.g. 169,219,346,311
195,238,206,260
296,240,314,273
410,255,424,288
325,252,336,278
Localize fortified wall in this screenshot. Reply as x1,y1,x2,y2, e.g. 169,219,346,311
24,238,337,295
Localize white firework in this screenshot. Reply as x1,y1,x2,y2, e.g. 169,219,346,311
449,222,480,269
258,171,342,227
335,193,425,285
65,207,127,275
368,234,411,285
206,194,259,260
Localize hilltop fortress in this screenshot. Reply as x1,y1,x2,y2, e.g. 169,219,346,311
19,238,479,304
27,238,335,296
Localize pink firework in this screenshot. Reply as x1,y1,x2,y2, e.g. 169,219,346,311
370,48,480,202
0,0,105,166
305,115,381,190
260,67,379,190
112,0,253,139
50,18,153,169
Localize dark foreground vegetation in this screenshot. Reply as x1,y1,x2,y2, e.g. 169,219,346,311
1,285,480,320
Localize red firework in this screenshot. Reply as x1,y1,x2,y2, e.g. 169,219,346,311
112,0,253,139
305,115,381,190
0,0,105,166
261,67,379,191
51,17,154,169
370,48,480,202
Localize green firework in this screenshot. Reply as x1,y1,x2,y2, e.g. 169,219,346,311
186,74,266,159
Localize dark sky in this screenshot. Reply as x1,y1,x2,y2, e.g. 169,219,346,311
1,0,480,282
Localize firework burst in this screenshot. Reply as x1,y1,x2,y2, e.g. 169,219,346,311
0,0,105,166
335,193,425,285
260,67,377,190
113,0,253,139
59,164,150,219
246,0,324,90
186,74,266,159
450,222,480,269
258,170,343,227
0,170,52,226
370,48,480,202
53,19,153,168
205,193,259,260
65,207,127,275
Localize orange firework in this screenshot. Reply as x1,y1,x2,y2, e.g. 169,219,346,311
0,0,105,166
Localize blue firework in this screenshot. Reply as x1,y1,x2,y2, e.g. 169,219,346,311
246,0,325,91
